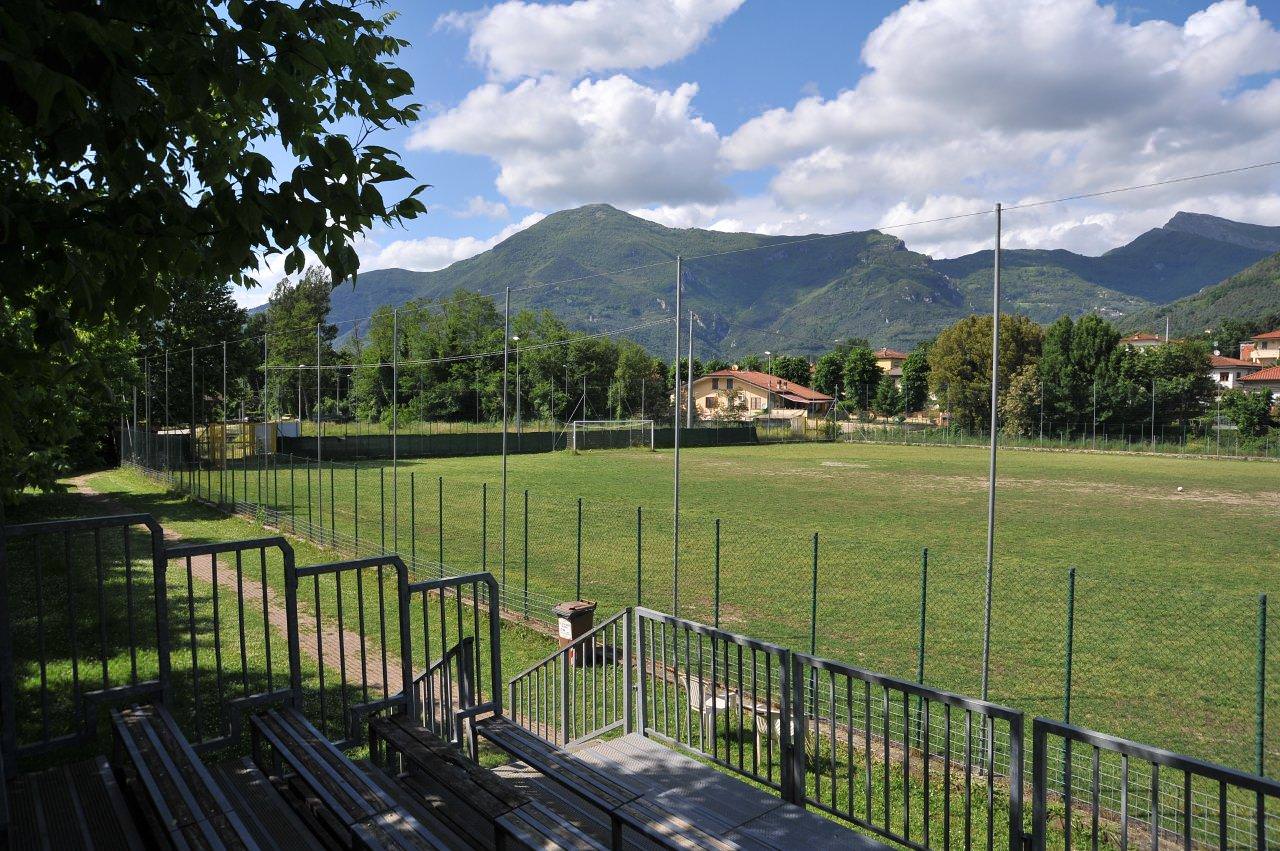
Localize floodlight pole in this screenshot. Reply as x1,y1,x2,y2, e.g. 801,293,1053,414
501,288,510,590
317,323,323,534
190,347,195,484
672,256,682,617
980,202,1001,706
164,351,169,469
392,308,398,552
686,310,694,428
222,341,228,495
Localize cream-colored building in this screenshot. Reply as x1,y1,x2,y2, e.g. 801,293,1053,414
1242,329,1280,366
874,348,908,382
1121,332,1164,350
690,369,834,420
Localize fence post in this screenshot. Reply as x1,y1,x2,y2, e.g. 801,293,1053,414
306,464,312,532
915,547,928,748
438,476,444,573
1259,593,1268,777
481,483,487,572
328,464,335,546
1064,567,1076,723
809,533,819,656
410,472,416,568
379,466,386,554
576,497,582,601
713,519,721,629
352,464,358,550
635,507,642,606
522,489,529,618
786,652,806,807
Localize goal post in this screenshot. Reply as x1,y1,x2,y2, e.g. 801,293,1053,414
570,419,656,452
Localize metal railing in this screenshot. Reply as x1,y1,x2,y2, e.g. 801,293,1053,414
285,554,414,749
792,651,1023,851
1032,717,1280,850
636,606,794,794
163,537,295,754
404,570,503,751
508,608,632,747
0,513,168,770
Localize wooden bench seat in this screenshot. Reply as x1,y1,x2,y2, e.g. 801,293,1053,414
249,706,447,850
111,704,259,850
476,717,739,850
210,757,329,851
4,756,145,850
370,714,604,850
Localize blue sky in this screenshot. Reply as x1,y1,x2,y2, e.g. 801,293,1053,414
240,0,1280,306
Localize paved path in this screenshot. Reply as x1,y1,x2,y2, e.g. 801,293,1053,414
69,475,400,696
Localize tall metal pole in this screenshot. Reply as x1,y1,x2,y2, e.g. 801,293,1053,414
392,308,398,552
501,288,510,591
144,358,151,467
164,351,170,469
1150,377,1156,449
686,310,694,428
190,347,195,486
222,341,228,501
316,323,322,537
980,203,1001,705
672,256,682,617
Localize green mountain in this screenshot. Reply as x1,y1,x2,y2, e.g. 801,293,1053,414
325,205,1279,353
1123,251,1280,337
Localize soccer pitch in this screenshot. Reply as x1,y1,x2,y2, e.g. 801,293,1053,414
147,440,1279,772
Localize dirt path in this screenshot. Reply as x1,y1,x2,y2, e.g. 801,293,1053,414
69,474,401,695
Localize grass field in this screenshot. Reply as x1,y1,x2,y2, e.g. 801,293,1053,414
126,440,1277,775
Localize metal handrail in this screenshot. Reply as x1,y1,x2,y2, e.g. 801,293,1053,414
508,608,632,746
1031,716,1280,850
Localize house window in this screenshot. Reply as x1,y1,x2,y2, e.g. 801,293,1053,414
726,378,734,389
705,395,718,408
1221,372,1230,382
712,377,719,390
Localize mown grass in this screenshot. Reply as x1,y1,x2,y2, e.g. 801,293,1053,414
154,440,1280,775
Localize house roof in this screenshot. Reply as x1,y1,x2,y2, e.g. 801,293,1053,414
1122,333,1163,343
1240,365,1280,383
1210,355,1259,369
1252,329,1280,340
704,369,833,402
874,348,909,360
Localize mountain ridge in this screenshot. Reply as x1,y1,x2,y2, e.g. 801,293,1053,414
318,205,1279,353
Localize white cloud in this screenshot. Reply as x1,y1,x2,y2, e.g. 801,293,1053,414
409,75,727,207
456,196,510,219
719,0,1280,252
356,213,547,272
441,0,743,80
231,215,548,309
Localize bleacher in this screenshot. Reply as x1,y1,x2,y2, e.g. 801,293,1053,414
3,511,1276,850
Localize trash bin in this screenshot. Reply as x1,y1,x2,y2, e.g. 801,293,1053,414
552,600,597,647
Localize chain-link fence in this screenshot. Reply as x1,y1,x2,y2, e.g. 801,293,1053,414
120,433,1276,781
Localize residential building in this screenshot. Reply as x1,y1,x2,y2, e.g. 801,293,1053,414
690,369,834,420
1209,355,1261,389
1244,329,1280,366
874,348,908,385
1121,332,1164,350
1239,365,1280,394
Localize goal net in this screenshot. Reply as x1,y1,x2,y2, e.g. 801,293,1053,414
570,419,656,452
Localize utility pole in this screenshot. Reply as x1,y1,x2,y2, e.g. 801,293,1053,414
1091,380,1097,450
501,288,510,587
1150,377,1157,449
317,323,322,534
686,310,694,428
981,202,1001,706
514,336,521,436
672,255,683,617
392,308,399,552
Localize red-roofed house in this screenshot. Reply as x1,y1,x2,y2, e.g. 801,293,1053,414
1239,365,1280,394
1209,355,1261,389
690,369,834,420
874,348,909,379
1121,332,1164,350
1245,329,1280,366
